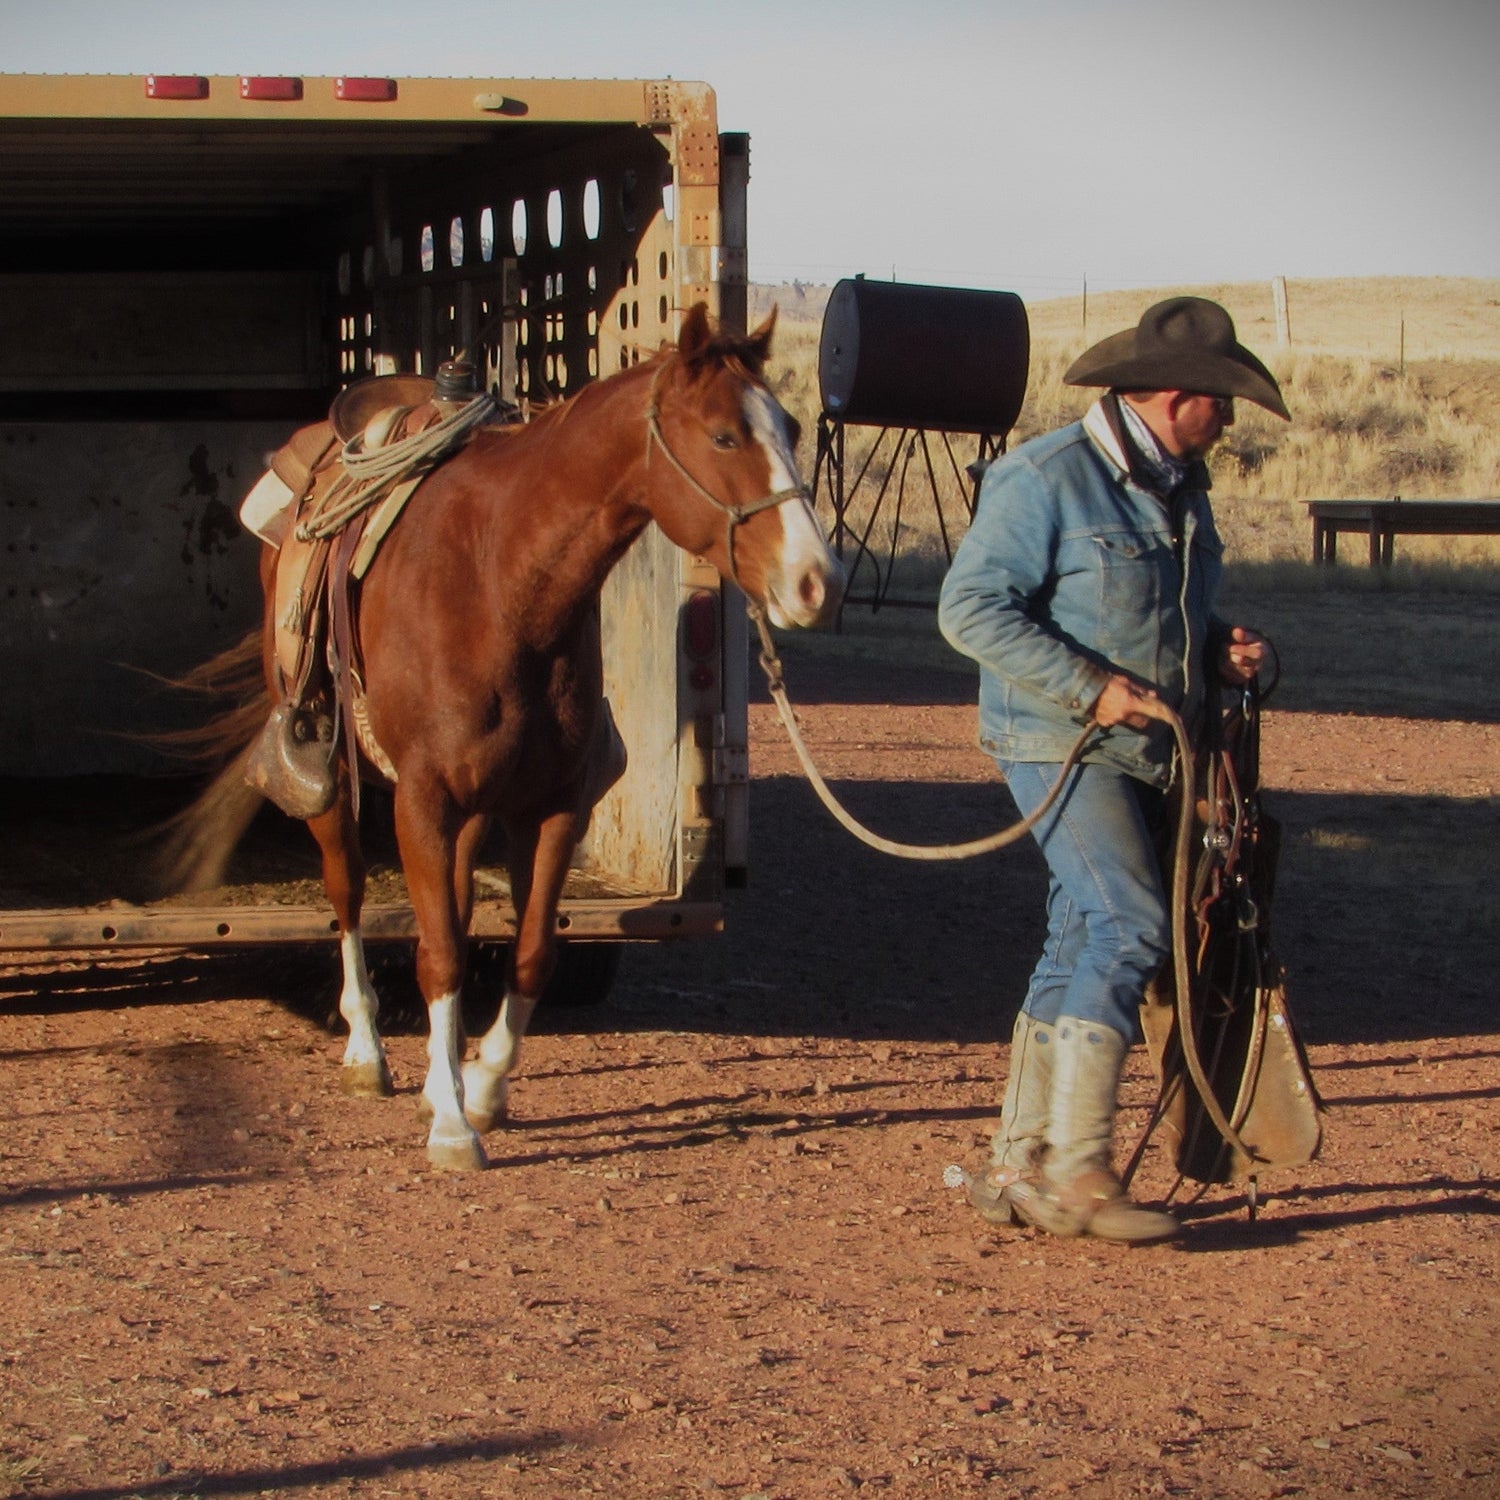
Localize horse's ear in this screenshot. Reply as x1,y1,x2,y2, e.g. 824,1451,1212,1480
678,302,713,361
747,306,778,368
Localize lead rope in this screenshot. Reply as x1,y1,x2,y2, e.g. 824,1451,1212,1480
748,599,1257,1166
746,601,1095,860
642,347,1256,1167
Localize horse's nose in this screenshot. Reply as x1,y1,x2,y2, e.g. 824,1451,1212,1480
799,569,826,617
799,556,845,624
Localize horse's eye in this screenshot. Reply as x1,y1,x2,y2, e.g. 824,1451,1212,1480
712,431,739,451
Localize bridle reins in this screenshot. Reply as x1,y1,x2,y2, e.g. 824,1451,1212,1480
641,357,1153,852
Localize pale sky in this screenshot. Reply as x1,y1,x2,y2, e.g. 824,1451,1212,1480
2,0,1495,298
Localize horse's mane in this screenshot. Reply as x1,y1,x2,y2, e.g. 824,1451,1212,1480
672,324,770,384
473,322,768,450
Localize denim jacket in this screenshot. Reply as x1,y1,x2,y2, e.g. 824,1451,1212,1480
937,399,1225,785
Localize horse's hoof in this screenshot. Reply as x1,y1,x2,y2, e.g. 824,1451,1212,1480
340,1059,394,1099
464,1102,508,1135
427,1133,489,1172
461,1064,509,1134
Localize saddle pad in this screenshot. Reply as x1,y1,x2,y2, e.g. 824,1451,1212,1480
241,420,340,552
240,467,295,548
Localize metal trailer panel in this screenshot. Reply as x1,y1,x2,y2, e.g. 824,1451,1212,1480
0,420,273,774
0,74,660,124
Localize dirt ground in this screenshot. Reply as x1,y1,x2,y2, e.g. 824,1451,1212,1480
2,636,1497,1500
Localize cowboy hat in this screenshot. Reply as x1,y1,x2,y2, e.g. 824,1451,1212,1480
1064,297,1290,419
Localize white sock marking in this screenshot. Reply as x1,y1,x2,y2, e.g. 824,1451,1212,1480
337,930,386,1072
423,991,471,1144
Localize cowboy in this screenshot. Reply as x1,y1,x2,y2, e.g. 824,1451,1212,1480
938,296,1290,1243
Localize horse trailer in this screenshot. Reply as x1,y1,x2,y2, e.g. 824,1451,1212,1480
0,72,758,996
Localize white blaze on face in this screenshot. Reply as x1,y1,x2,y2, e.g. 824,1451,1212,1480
742,385,842,626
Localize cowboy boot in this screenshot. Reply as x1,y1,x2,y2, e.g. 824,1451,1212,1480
1015,1018,1178,1244
964,1012,1054,1225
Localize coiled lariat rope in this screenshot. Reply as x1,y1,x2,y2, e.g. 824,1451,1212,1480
297,393,498,542
747,598,1258,1168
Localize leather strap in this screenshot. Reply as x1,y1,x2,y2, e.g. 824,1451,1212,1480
328,521,367,818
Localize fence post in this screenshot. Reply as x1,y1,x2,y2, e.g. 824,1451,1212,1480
1272,276,1291,347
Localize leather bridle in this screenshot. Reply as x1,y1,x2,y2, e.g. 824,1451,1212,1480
643,365,809,594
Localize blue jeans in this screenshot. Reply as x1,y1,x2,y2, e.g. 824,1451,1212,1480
999,759,1171,1037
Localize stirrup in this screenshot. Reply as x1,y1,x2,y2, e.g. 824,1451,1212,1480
244,699,338,819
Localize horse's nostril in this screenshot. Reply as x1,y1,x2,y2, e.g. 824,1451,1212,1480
799,571,826,615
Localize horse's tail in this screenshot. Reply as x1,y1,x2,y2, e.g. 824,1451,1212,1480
147,629,270,895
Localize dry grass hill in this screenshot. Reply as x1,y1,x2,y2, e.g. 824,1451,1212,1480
749,277,1500,579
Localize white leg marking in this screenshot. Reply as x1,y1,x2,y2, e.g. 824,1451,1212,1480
743,386,842,626
462,987,536,1133
423,993,486,1169
478,990,527,1075
337,930,392,1097
424,991,467,1133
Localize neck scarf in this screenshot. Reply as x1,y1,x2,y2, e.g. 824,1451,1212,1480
1113,393,1190,498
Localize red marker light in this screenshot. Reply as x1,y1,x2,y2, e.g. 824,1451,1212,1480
144,75,209,100
335,77,398,102
240,76,303,101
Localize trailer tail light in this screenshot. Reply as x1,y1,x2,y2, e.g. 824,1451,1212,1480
240,76,303,101
684,589,718,691
335,77,398,102
144,75,209,100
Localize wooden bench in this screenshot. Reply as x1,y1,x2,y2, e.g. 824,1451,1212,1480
1307,499,1500,567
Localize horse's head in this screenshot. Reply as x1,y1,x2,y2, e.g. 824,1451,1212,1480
644,304,843,628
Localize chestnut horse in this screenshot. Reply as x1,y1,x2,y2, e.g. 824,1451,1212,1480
179,305,842,1169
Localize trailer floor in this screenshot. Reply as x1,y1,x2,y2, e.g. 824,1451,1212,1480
0,776,647,912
